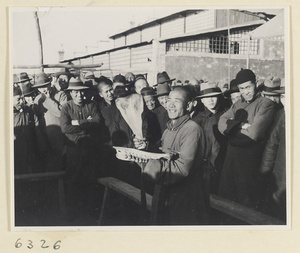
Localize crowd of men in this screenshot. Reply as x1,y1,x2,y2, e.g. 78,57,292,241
13,67,286,225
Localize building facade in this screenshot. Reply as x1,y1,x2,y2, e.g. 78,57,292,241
61,9,285,86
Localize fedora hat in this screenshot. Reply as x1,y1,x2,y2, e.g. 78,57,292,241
66,77,90,90
155,71,175,86
224,79,240,98
55,68,73,78
84,71,96,79
140,87,155,97
197,81,222,98
32,72,51,88
262,77,281,96
274,77,285,94
155,83,171,97
17,72,32,83
20,83,35,96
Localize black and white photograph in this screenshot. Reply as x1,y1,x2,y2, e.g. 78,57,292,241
10,6,289,229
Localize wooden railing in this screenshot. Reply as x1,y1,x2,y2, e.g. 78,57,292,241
210,194,286,225
13,175,286,225
14,171,66,221
96,177,286,225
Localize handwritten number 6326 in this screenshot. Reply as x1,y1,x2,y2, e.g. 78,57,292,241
15,238,61,250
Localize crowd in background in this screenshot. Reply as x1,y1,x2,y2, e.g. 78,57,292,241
13,67,286,225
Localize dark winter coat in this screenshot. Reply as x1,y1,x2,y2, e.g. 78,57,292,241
217,93,275,208
144,114,210,225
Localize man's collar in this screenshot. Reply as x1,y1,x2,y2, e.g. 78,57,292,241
167,114,190,131
72,100,85,107
241,91,260,103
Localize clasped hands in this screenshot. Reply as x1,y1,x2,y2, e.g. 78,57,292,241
71,116,92,125
241,122,251,130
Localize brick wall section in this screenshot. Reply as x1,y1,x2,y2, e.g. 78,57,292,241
165,56,285,86
261,39,285,60
165,37,285,85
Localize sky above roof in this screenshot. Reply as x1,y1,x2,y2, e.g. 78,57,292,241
11,7,284,67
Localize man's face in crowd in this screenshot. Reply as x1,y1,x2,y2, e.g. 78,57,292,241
24,95,35,106
201,96,218,111
135,79,149,94
167,89,188,120
13,95,24,110
263,94,281,104
230,92,241,104
125,73,135,83
144,95,156,111
99,83,114,103
238,81,256,102
58,74,69,90
38,85,51,97
158,95,169,110
70,90,85,105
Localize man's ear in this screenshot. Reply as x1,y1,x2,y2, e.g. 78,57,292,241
186,101,194,111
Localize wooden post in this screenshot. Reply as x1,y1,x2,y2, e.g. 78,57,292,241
13,63,103,69
246,35,251,68
34,11,44,72
227,9,231,86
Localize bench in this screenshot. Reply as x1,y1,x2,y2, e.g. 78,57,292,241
97,177,286,225
210,194,286,225
15,171,66,221
96,177,152,225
